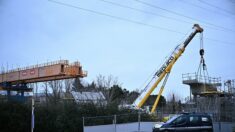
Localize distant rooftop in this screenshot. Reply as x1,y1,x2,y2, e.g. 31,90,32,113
71,91,106,104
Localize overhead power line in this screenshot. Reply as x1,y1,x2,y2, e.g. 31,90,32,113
134,0,235,33
48,0,185,35
98,0,192,25
204,37,235,46
48,0,235,46
198,0,235,16
97,0,233,33
177,0,234,19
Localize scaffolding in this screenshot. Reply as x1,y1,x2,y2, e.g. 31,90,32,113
224,79,235,95
182,73,222,98
182,75,235,122
183,95,235,122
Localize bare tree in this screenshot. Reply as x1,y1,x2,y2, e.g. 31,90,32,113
166,93,183,114
95,74,121,104
96,74,119,89
96,74,106,89
41,81,49,106
64,79,73,93
47,80,63,104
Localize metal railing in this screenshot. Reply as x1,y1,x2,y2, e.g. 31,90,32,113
182,73,221,85
0,60,70,74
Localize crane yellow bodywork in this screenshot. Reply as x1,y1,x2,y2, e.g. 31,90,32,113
132,24,203,113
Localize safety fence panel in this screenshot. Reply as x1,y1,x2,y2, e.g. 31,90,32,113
83,115,115,132
83,112,157,132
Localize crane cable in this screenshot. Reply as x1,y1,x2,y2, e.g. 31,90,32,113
197,32,209,78
197,33,210,92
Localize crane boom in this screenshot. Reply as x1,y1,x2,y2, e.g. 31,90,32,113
132,24,203,112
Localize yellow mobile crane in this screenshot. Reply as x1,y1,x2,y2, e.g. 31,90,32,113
132,24,203,113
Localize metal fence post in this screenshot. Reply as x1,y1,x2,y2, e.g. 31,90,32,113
114,115,117,132
83,117,85,132
31,86,35,132
138,111,141,132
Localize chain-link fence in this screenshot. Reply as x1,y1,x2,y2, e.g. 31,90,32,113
83,111,235,132
83,112,156,132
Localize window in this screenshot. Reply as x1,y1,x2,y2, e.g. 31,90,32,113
189,116,200,126
173,116,187,125
201,116,211,126
202,117,209,122
166,115,180,124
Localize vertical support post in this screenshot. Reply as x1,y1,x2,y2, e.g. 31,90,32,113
31,86,34,132
161,102,163,120
114,115,116,132
190,88,192,101
218,96,221,132
83,117,85,132
138,111,141,132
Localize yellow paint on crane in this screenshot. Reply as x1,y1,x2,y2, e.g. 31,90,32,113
134,24,203,113
150,48,185,113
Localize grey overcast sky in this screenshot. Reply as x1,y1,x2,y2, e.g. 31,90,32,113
0,0,235,100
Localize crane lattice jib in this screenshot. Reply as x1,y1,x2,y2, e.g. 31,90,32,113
132,24,203,110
